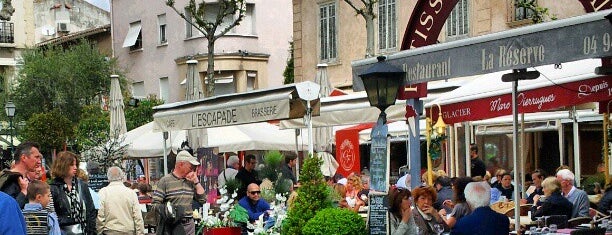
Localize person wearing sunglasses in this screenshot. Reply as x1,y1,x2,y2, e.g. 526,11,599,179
238,183,272,225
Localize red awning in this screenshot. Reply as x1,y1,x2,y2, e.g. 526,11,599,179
425,59,611,124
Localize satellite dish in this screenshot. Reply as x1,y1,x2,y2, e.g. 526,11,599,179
41,25,56,36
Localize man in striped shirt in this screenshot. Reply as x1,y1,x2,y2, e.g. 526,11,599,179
153,151,206,235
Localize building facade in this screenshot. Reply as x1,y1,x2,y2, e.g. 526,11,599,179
293,0,606,179
0,0,35,90
33,0,110,44
111,0,293,103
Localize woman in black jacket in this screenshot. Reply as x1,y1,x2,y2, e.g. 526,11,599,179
49,151,96,235
530,176,573,221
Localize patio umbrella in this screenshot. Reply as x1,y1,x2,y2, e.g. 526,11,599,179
109,75,127,138
185,60,208,149
313,64,336,177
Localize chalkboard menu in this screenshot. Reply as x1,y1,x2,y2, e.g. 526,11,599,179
368,193,389,235
88,173,109,192
369,121,389,192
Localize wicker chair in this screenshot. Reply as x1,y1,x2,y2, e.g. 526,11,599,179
567,217,592,228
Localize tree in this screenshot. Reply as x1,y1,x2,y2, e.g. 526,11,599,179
165,0,246,97
283,41,295,84
22,111,73,154
343,0,376,58
124,95,164,131
12,40,120,124
516,0,556,23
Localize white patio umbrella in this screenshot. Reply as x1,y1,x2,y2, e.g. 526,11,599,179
313,64,336,177
109,75,127,137
185,60,208,149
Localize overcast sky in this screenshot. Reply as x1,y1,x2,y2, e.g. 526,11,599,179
86,0,110,12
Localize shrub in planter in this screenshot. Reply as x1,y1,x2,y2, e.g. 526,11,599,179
282,155,332,235
301,208,366,235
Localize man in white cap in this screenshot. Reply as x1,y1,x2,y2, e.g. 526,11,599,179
152,151,206,235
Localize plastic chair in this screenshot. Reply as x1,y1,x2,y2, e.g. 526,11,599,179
569,227,605,235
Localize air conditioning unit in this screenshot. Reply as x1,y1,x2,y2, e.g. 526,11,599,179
57,23,69,33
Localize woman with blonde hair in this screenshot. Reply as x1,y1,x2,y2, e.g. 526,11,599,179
49,151,96,235
345,174,365,211
530,176,573,221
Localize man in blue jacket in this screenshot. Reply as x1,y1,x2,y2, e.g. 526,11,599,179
238,183,271,224
0,191,27,234
452,182,509,235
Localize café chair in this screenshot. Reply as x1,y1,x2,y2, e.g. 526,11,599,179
569,227,605,235
567,217,593,228
545,215,568,229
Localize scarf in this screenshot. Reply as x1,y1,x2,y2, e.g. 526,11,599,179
63,179,86,232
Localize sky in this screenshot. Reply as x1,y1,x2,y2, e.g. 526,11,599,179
86,0,110,12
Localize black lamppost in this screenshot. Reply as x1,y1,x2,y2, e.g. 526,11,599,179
358,56,404,192
4,101,15,155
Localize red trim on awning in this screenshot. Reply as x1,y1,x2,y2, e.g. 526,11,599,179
427,76,611,124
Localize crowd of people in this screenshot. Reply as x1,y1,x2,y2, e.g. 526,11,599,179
1,140,609,235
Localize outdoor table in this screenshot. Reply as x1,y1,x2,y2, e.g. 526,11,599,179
509,215,535,226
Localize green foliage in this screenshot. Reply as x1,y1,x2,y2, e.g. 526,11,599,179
282,155,332,235
124,95,164,131
516,0,556,23
74,105,109,152
22,110,73,154
224,178,241,196
13,39,120,124
283,41,294,84
258,150,284,182
229,204,249,224
302,208,366,235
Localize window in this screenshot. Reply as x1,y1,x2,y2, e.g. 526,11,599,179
246,71,257,91
205,71,236,96
158,14,167,44
513,0,535,21
446,0,469,39
378,0,396,51
122,21,142,50
235,3,256,35
185,8,195,38
319,3,337,61
159,77,169,101
203,3,236,35
132,81,145,98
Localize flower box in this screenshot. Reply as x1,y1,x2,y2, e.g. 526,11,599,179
203,227,241,235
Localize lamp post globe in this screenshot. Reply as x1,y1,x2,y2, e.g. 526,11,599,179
358,56,405,121
4,101,15,155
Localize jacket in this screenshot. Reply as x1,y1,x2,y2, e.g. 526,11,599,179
451,206,509,235
531,192,573,221
96,181,145,235
0,169,27,208
49,177,97,235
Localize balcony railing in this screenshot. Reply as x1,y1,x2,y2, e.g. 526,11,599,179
0,21,14,43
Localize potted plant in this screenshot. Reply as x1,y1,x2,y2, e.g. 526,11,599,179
301,208,366,235
247,193,289,235
197,184,249,235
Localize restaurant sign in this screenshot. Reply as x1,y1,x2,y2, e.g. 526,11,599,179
353,10,612,90
428,76,612,124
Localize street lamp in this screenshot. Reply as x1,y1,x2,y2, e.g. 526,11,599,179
359,56,404,193
426,103,446,186
4,101,15,155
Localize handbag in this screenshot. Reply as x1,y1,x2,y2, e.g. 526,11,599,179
61,223,83,235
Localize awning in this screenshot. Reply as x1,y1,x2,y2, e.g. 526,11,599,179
472,110,601,135
425,59,611,124
279,91,406,129
153,81,320,131
122,23,142,48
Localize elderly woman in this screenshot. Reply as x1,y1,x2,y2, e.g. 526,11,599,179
530,176,573,221
389,187,418,235
439,177,473,228
412,186,449,235
49,151,96,235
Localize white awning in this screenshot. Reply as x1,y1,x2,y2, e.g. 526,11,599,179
153,81,320,131
122,23,142,48
279,91,406,129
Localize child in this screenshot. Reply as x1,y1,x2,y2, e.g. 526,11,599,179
22,180,61,235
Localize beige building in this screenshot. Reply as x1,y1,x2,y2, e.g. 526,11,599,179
111,0,293,103
33,0,110,44
292,0,586,90
0,0,35,90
